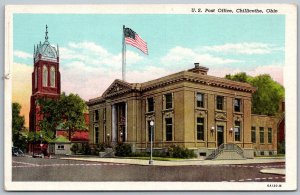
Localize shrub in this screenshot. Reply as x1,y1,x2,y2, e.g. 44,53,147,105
71,143,91,155
278,141,285,154
115,143,132,157
70,143,79,154
167,144,196,159
81,143,91,155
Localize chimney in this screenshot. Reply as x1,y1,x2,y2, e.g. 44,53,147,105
188,63,209,75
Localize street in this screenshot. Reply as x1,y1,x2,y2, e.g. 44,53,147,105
12,156,285,182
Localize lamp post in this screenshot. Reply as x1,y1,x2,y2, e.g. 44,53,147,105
149,121,154,165
40,133,43,158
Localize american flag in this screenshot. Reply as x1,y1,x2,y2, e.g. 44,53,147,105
124,27,148,55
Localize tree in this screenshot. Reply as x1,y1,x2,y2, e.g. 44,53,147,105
38,97,61,141
38,92,87,141
59,93,87,140
225,72,249,83
250,74,284,115
12,102,27,150
225,73,284,115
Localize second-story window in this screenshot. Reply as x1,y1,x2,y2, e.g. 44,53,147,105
197,93,204,108
216,96,224,110
165,93,173,109
147,97,154,112
94,110,99,122
234,98,241,112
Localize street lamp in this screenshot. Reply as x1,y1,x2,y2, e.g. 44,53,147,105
40,133,43,158
149,120,154,165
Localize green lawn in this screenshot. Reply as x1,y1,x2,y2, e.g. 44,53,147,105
255,154,285,158
121,156,190,161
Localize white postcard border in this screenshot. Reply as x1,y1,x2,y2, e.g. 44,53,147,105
4,4,297,191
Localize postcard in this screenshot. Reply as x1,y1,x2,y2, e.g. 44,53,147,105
4,4,297,191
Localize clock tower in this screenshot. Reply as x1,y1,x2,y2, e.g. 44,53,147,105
29,25,61,133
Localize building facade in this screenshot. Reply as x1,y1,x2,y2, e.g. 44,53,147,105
29,25,61,133
87,63,280,158
251,115,279,156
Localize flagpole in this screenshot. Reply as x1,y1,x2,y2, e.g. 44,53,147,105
122,25,126,81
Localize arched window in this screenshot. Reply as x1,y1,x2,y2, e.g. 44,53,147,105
43,65,48,87
50,66,55,87
34,67,37,88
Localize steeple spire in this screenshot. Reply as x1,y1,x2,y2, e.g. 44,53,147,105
45,24,49,42
57,43,59,57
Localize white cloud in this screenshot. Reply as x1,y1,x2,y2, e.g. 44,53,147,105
14,50,32,59
60,41,143,69
58,41,147,100
248,64,283,85
160,46,241,69
126,66,172,83
202,42,283,55
209,64,283,85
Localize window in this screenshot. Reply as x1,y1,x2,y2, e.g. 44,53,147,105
234,99,241,112
196,93,204,108
57,145,65,150
216,96,224,110
234,121,241,141
165,118,173,141
94,110,99,122
268,128,272,143
35,67,37,88
251,126,256,143
165,93,173,109
197,117,204,140
94,126,99,144
147,97,154,112
42,65,48,87
50,66,55,87
260,127,264,143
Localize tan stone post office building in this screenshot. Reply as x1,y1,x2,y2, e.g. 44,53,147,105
87,63,281,159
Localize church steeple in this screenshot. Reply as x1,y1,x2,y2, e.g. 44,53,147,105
45,24,49,43
34,25,59,63
29,25,61,133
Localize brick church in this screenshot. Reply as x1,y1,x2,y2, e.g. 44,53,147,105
29,25,61,133
29,26,88,154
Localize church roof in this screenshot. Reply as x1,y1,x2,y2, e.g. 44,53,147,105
34,25,59,63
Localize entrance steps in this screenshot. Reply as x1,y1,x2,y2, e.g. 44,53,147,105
206,143,245,160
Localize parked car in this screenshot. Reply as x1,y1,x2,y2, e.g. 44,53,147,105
12,147,25,157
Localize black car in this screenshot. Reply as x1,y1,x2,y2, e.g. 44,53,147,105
12,147,24,157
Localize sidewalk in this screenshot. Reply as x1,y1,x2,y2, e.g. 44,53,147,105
60,156,285,166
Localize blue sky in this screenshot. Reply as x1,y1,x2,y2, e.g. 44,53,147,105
14,14,285,67
12,14,285,126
